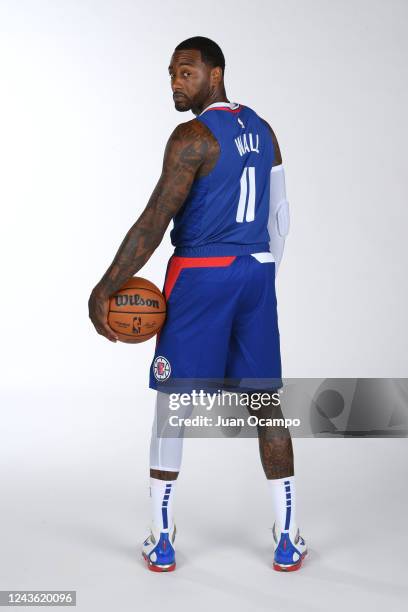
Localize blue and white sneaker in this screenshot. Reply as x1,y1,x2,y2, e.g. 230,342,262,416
272,522,308,572
142,524,176,572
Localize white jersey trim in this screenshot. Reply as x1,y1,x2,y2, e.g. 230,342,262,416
199,101,240,115
251,252,275,263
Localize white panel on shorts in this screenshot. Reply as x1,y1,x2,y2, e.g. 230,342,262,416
250,252,275,263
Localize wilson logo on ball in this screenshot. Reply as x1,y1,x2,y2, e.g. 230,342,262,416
108,277,166,344
114,294,160,309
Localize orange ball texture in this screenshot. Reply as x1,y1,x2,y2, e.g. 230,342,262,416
108,277,166,343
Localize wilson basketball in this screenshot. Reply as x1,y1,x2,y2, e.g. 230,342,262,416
108,277,166,343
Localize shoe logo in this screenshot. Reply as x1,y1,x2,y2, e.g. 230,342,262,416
153,356,171,381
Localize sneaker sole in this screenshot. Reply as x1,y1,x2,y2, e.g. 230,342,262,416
273,550,308,572
142,552,176,573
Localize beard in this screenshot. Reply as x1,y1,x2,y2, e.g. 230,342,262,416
173,98,191,112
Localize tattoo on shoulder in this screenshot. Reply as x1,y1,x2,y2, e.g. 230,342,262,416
164,120,216,175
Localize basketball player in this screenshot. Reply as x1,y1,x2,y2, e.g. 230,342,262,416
88,36,307,572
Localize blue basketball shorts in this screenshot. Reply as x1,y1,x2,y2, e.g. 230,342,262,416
149,253,282,393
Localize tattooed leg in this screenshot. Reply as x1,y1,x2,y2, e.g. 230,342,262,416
246,392,294,480
150,469,179,481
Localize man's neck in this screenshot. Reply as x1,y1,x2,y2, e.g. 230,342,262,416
193,92,230,116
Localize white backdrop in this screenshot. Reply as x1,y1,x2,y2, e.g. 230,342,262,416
0,1,407,610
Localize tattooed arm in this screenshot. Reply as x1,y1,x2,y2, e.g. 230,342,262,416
88,119,214,341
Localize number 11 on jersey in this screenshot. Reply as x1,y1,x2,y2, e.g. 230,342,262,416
236,166,256,223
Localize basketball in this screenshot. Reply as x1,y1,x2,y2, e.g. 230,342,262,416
108,277,166,343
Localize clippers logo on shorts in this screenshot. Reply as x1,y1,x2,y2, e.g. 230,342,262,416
153,356,171,381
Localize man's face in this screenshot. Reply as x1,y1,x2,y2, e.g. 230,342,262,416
168,49,212,113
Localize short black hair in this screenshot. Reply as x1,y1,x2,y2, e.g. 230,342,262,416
174,36,225,75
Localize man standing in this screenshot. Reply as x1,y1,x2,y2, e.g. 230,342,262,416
89,36,307,572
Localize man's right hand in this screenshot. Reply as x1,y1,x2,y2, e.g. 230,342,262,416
88,284,119,342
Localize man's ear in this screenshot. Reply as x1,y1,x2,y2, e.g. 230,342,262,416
210,66,223,87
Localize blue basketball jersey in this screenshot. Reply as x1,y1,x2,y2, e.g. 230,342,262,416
170,102,274,257
148,102,281,394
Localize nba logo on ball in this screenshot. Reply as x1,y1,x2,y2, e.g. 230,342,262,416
153,356,171,381
132,316,142,333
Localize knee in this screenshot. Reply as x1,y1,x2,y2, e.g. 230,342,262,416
245,390,290,439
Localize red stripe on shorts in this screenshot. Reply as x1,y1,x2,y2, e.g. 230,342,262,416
164,256,236,301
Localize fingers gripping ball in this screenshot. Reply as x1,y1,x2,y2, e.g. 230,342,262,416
108,277,166,343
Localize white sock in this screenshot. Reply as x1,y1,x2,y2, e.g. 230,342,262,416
149,477,176,533
268,476,297,540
